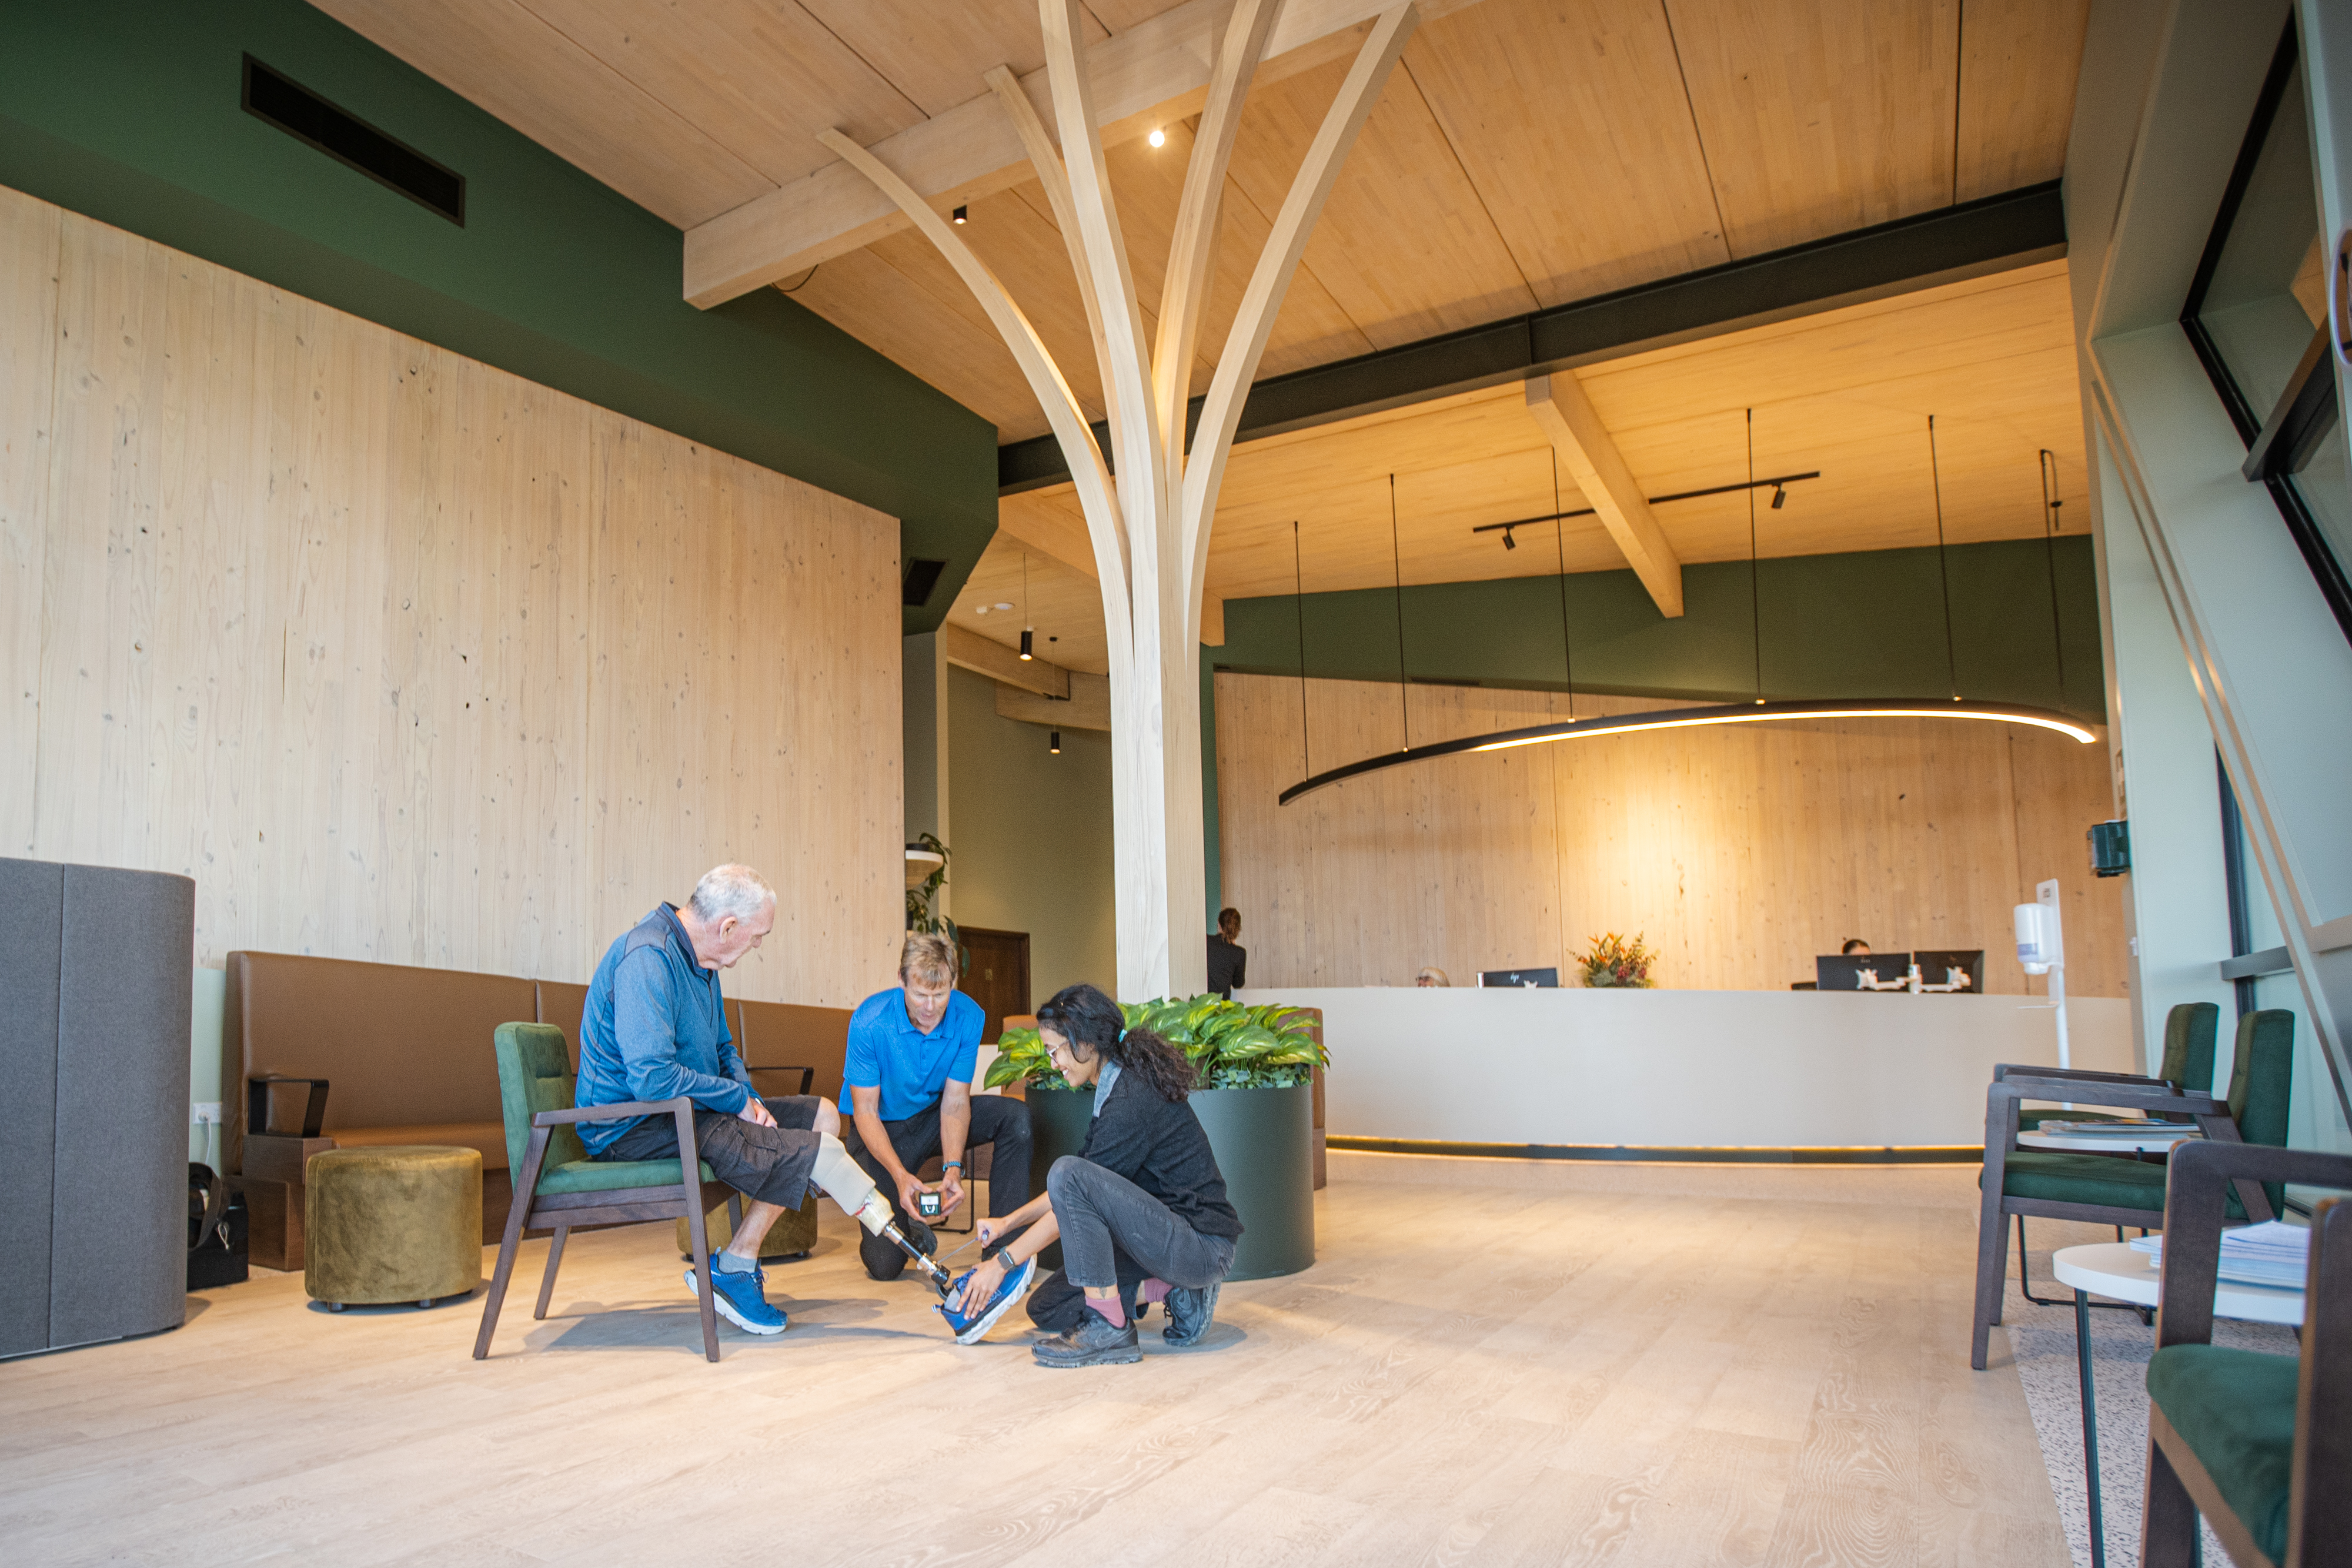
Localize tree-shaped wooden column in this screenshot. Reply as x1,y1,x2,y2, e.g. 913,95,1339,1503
825,0,1418,999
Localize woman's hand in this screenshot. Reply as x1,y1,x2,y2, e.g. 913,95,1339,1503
954,1255,1007,1313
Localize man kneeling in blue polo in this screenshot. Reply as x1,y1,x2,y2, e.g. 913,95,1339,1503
843,933,1033,1281
576,864,837,1335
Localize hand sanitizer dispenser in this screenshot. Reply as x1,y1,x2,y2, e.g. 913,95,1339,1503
2013,880,2069,1068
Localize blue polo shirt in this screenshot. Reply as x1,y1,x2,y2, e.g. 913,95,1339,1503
574,904,751,1154
840,987,984,1122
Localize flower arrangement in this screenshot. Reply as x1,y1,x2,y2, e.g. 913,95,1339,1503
1579,932,1658,988
985,995,1325,1092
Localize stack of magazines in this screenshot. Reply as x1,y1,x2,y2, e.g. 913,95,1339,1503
2130,1220,2311,1288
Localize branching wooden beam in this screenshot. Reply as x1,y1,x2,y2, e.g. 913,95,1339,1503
1525,370,1685,618
684,0,1490,308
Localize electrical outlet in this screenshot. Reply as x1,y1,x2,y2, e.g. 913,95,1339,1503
192,1102,224,1126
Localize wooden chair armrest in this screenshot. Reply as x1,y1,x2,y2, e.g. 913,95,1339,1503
1986,1081,2221,1117
533,1098,692,1126
2157,1143,2352,1350
1996,1062,2167,1087
747,1064,817,1096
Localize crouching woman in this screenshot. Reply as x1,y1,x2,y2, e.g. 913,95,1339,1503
957,983,1243,1366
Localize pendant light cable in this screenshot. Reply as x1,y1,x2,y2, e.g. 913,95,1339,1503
1293,520,1310,780
1389,474,1409,751
1929,414,1959,701
1551,447,1575,723
1747,408,1763,703
2039,448,2068,701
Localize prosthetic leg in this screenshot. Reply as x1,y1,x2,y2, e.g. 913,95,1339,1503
807,1134,956,1297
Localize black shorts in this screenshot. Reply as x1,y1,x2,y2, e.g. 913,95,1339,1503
594,1095,824,1209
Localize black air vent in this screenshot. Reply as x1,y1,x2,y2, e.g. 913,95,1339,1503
243,56,465,226
902,558,948,607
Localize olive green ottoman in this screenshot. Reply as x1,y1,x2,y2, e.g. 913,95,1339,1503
306,1145,483,1310
674,1193,819,1261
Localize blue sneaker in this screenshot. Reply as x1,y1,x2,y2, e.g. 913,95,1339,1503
685,1257,787,1335
937,1256,1035,1345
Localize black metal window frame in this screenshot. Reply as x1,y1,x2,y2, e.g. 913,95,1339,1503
2177,18,2352,646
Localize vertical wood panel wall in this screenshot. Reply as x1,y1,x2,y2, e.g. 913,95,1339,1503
1216,671,2129,997
0,186,903,1006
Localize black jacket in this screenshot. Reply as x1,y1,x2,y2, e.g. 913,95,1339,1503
1205,936,1247,998
1078,1068,1244,1239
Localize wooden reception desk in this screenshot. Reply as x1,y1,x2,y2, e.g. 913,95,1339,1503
1232,986,2135,1151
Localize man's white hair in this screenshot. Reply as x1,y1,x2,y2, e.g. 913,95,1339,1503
689,864,774,924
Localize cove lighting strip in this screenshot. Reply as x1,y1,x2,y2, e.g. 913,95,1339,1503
1277,697,2096,805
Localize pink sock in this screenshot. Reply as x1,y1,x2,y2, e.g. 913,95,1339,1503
1140,1279,1171,1305
1085,1294,1127,1328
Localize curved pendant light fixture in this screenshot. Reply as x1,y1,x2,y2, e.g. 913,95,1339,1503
1278,412,2096,806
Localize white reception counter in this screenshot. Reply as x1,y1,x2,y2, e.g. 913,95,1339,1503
1234,986,2134,1150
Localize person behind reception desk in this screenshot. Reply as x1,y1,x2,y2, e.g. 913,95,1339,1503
1416,967,1450,987
1842,938,1871,957
1206,908,1247,999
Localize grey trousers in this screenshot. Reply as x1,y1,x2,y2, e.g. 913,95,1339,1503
1042,1154,1235,1296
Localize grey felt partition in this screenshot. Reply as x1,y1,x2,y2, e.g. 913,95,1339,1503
0,858,193,1358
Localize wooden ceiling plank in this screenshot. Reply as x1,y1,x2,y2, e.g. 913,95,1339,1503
510,0,926,192
310,0,773,228
684,0,1496,307
1404,0,1732,308
1665,0,1962,259
1224,49,1540,347
1525,371,1685,617
800,0,1111,119
1954,0,2095,202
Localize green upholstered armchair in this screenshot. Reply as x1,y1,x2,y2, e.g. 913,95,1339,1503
473,1022,741,1363
2004,1002,2220,1131
2140,1141,2352,1568
1970,1008,2296,1370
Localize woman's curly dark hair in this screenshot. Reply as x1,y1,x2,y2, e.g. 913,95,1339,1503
1035,983,1197,1102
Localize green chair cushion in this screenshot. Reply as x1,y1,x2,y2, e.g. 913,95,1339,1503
535,1156,717,1195
2146,1344,2298,1565
1994,1151,2254,1218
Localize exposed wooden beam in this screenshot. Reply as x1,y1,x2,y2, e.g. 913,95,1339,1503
1524,371,1683,618
943,623,1070,698
997,671,1112,730
998,181,2069,493
684,0,1486,308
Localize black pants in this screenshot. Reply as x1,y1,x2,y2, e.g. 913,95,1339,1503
1025,1155,1236,1332
844,1096,1031,1281
596,1095,823,1210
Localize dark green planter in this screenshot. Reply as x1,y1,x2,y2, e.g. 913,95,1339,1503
1022,1081,1316,1282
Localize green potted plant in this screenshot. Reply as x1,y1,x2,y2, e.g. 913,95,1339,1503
1578,931,1658,988
987,997,1325,1281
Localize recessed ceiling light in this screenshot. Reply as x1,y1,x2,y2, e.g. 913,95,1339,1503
1148,128,1165,148
973,605,990,615
993,601,1013,610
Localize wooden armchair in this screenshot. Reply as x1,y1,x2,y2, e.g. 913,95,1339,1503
1970,1009,2294,1369
2141,1141,2352,1568
473,1022,741,1363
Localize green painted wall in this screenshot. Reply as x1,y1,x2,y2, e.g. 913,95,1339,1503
0,0,997,631
946,667,1117,1003
1217,536,2105,718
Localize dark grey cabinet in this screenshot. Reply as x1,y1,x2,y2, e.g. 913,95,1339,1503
1,858,193,1358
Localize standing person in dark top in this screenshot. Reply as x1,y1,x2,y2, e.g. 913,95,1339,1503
1205,907,1247,998
947,984,1242,1366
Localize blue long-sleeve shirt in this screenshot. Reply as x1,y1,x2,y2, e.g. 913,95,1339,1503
574,904,751,1154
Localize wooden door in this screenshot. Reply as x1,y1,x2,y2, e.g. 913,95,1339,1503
958,927,1031,1042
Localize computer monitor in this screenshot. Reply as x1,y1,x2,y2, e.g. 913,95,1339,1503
1815,953,1913,992
1914,949,1984,993
1478,967,1559,988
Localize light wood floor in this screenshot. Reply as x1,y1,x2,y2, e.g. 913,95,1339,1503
0,1156,2064,1567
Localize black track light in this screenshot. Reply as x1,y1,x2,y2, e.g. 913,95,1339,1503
952,205,968,225
1770,484,1787,510
1501,526,1516,551
1019,627,1034,660
1049,730,1061,754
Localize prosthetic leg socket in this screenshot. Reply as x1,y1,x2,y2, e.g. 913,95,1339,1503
808,1132,956,1296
